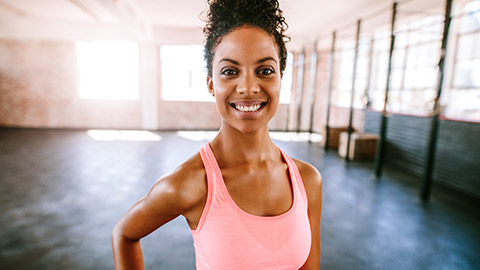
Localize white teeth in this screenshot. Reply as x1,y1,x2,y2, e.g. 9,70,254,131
235,104,262,112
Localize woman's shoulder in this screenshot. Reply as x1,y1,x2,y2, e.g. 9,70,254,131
291,158,322,201
168,151,206,186
292,158,322,183
148,151,207,214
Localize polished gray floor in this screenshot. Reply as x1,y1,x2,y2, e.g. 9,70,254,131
0,129,479,270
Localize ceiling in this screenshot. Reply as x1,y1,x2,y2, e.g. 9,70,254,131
0,0,447,47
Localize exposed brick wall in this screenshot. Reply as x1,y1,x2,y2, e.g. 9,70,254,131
0,39,142,129
0,40,73,127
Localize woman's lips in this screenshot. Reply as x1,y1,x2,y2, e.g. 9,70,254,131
229,101,267,113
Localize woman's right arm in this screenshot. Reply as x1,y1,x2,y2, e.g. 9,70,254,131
111,176,185,270
112,154,206,270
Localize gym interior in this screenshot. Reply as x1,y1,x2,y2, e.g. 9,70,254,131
1,0,479,269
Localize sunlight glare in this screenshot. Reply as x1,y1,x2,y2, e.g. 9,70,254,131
176,131,218,142
87,130,161,141
270,132,323,143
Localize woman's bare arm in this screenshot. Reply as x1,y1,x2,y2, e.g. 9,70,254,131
112,154,206,270
112,178,183,269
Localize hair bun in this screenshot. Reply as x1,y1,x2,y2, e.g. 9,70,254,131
203,0,289,77
206,0,287,34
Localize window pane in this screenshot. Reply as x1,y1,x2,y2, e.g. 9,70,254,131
390,69,404,90
453,59,480,88
444,88,480,120
279,53,293,104
370,89,385,111
76,41,139,100
392,48,405,69
456,32,480,61
459,1,480,33
160,45,212,102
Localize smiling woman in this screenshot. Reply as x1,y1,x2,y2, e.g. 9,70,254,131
206,26,282,134
111,1,322,269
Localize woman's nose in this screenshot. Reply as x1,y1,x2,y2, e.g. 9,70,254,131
236,73,260,95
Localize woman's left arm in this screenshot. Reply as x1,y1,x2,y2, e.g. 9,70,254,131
296,160,323,270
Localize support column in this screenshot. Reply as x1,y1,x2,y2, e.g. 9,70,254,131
346,19,362,162
296,49,305,133
374,2,398,176
309,41,318,141
365,37,375,109
324,32,337,149
421,0,452,200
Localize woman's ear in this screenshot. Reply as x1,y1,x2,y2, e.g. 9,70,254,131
207,76,215,97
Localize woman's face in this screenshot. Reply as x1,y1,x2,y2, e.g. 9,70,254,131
207,26,282,134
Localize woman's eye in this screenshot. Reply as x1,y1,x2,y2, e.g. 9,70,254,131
259,68,274,76
221,69,238,76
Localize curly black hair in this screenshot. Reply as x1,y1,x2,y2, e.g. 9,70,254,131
203,0,289,77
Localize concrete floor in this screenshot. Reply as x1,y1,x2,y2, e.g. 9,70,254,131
0,129,479,270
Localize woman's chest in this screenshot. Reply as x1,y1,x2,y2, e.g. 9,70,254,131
220,163,293,217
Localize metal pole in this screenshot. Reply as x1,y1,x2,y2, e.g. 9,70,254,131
365,37,375,109
359,37,375,134
421,0,452,201
324,31,336,149
296,50,305,133
346,19,362,162
309,41,319,142
374,2,397,177
285,53,296,131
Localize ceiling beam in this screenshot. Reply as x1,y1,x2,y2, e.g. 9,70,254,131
65,0,99,21
92,0,152,40
0,1,28,17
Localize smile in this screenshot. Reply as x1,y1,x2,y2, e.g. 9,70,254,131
235,104,261,112
230,102,266,113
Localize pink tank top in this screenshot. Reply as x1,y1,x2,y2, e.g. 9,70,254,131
191,143,311,269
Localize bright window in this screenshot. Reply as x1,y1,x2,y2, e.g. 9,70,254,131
160,45,212,102
445,0,480,121
280,53,293,104
76,41,139,100
368,15,443,115
333,39,371,109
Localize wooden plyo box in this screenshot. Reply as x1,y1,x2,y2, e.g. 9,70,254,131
338,132,379,160
326,126,354,149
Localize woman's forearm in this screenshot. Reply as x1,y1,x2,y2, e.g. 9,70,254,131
112,228,145,270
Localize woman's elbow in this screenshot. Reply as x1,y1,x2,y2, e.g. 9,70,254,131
111,222,136,247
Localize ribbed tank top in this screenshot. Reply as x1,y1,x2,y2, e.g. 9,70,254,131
191,143,311,270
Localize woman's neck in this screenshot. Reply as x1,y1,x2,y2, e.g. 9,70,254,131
210,123,279,168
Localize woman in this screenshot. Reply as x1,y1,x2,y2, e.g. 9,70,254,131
112,0,322,269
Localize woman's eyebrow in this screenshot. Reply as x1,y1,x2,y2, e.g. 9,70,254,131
219,57,278,65
256,56,277,64
219,58,239,65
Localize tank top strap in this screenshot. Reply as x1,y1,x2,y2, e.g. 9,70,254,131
196,143,219,233
199,143,233,202
278,148,309,205
200,143,221,186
